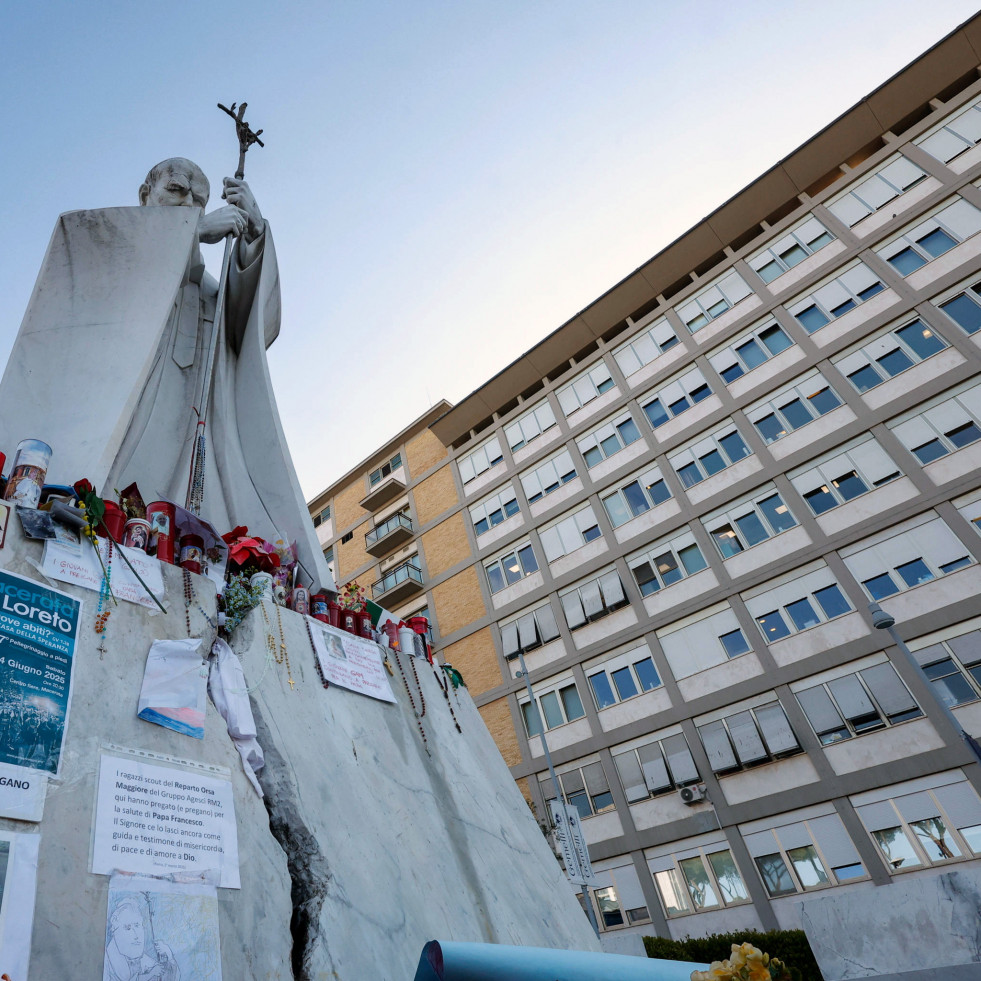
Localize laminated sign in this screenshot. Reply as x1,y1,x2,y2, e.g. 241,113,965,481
0,568,80,821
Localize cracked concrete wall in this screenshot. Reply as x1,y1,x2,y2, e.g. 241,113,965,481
6,516,596,980
233,605,601,978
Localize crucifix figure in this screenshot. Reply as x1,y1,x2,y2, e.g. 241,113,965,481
218,102,265,180
0,102,334,593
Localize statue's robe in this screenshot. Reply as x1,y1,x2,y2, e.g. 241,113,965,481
0,205,332,590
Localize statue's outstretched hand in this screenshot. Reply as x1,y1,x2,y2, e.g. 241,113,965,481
222,178,263,241
198,205,250,244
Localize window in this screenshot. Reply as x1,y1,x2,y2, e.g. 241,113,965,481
703,487,798,559
938,277,981,335
856,779,981,874
613,317,680,377
340,531,353,544
887,382,981,464
576,412,642,468
916,94,981,164
521,681,586,737
789,435,902,516
698,700,800,773
658,603,756,679
369,453,402,487
640,368,714,430
786,263,884,334
676,271,754,333
585,866,650,928
827,155,928,227
322,546,335,580
744,566,853,642
669,424,752,490
613,732,700,803
593,887,624,928
651,846,750,916
459,436,504,485
484,541,540,593
587,645,662,709
795,661,921,745
746,372,842,445
556,361,616,417
911,629,981,709
312,505,331,527
710,322,795,384
539,760,612,818
600,464,672,528
841,514,974,602
501,603,561,659
504,399,557,452
469,486,520,537
560,569,629,629
748,216,836,283
834,318,947,395
875,198,981,275
744,814,866,896
539,504,603,563
520,448,578,504
628,529,707,597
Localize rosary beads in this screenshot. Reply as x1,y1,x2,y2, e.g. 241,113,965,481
432,662,462,733
259,599,295,690
303,616,330,690
182,568,219,642
95,539,114,659
391,645,427,750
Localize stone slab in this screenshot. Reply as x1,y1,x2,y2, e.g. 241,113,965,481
0,516,597,978
801,867,981,980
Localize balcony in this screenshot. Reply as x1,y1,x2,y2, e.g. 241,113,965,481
360,472,406,512
365,511,414,557
372,560,424,606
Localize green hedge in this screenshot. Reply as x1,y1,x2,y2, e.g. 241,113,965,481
644,928,821,981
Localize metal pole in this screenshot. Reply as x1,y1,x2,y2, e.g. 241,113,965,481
869,602,981,765
515,648,601,937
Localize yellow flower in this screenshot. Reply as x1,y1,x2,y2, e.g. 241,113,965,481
691,960,735,981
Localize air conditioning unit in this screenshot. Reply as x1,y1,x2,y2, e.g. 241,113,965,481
678,784,707,805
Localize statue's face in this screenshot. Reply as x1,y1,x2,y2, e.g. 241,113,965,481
144,166,198,208
112,906,145,958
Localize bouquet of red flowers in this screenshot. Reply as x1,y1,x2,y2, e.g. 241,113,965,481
221,526,282,575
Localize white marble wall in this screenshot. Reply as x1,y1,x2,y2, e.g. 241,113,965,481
0,520,597,979
801,867,981,980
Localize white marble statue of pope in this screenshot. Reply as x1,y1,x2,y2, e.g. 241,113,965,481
0,157,332,591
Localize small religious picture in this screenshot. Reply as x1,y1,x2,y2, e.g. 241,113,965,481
15,505,56,541
0,501,8,549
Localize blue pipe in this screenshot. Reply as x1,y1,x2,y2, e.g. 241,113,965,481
413,939,708,981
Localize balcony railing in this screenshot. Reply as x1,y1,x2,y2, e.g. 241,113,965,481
372,561,424,602
365,511,414,555
359,471,407,512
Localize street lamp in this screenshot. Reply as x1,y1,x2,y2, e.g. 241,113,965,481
514,650,601,937
868,601,981,765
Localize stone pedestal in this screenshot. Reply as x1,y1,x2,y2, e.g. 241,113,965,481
0,517,598,979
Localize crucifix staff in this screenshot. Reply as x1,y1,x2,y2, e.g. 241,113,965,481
185,101,265,515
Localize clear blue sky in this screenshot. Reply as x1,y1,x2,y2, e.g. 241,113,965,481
2,1,979,496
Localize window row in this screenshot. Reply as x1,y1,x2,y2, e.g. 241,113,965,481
875,197,981,276
787,262,884,334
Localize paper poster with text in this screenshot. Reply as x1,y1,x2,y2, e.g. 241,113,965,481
309,622,397,703
0,567,80,777
93,754,240,888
